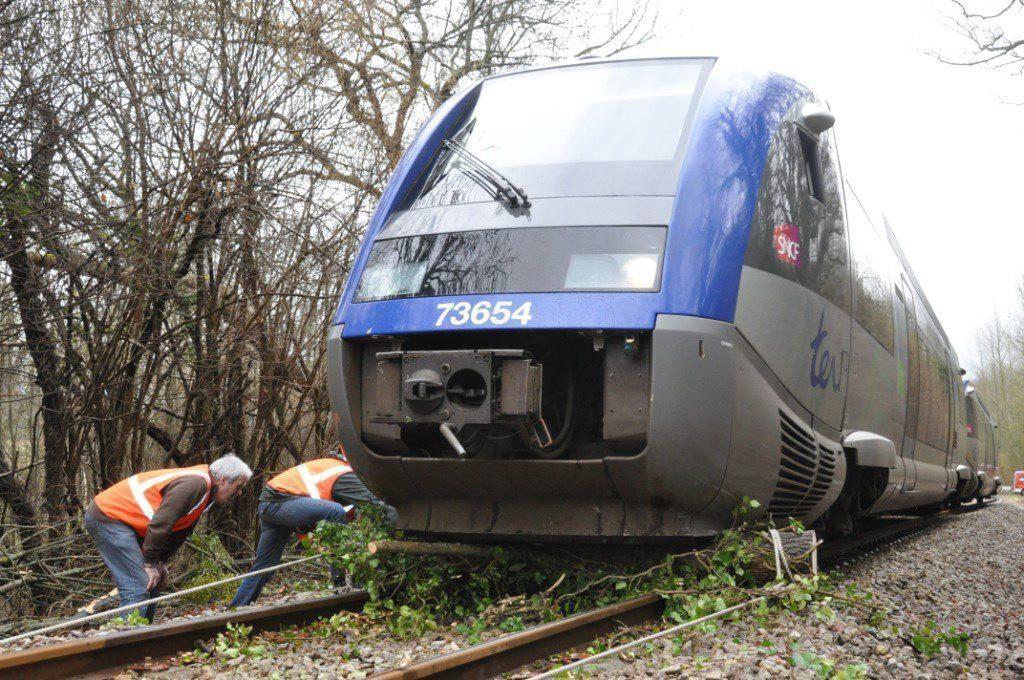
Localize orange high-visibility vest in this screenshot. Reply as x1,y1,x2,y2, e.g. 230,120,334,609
93,464,212,537
267,458,353,501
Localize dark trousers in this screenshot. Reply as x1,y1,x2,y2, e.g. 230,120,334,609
230,497,349,607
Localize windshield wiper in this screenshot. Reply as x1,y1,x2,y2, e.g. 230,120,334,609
442,140,531,208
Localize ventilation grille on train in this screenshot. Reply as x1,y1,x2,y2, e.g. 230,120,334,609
768,411,838,519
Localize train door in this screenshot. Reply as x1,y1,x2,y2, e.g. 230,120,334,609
944,351,957,477
988,416,998,471
964,393,979,469
890,285,909,492
893,277,920,491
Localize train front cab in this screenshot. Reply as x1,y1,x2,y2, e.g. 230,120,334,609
327,57,971,542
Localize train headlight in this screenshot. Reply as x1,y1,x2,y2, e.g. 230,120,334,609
564,253,660,290
621,255,659,289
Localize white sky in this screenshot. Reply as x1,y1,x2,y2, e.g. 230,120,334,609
631,0,1024,370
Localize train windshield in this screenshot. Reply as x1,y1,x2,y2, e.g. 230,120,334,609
410,59,709,207
353,226,666,302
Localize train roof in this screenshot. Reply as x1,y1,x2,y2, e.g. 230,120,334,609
484,56,962,360
474,54,807,94
480,53,716,76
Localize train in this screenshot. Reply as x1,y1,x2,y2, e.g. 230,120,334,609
326,55,998,542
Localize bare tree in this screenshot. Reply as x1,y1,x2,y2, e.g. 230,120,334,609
230,0,656,200
937,2,1024,480
943,1,1024,72
971,279,1024,483
0,0,656,615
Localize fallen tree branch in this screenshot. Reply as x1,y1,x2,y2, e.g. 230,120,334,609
366,539,498,560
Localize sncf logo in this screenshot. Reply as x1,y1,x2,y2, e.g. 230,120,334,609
773,223,802,267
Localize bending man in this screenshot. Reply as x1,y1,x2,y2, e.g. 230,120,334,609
230,451,396,607
85,454,252,621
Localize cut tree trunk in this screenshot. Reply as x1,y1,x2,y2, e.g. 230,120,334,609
366,540,498,560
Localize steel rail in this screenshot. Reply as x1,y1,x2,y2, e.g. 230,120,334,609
818,512,950,565
0,590,369,680
2,554,326,646
531,595,773,680
819,501,989,566
372,503,988,680
371,593,664,680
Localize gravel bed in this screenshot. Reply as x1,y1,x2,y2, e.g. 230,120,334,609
129,619,509,678
554,500,1024,679
1002,491,1024,509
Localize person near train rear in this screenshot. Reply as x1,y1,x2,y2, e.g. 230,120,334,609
229,451,397,607
84,454,253,621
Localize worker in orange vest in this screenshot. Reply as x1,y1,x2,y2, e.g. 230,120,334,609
230,449,396,607
84,455,252,621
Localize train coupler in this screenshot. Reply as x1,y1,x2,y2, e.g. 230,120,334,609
371,348,543,428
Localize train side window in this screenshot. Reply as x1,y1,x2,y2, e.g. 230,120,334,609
798,129,824,202
847,191,894,353
916,335,951,451
743,121,851,313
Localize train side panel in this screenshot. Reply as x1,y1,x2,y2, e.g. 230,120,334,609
726,103,852,524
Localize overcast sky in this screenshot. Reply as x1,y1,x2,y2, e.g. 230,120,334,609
630,0,1024,371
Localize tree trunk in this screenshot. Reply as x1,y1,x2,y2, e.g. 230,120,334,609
3,229,74,521
0,446,41,556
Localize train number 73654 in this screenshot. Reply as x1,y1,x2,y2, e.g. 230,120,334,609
435,301,533,327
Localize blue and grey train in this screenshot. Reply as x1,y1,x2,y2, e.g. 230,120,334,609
326,56,997,542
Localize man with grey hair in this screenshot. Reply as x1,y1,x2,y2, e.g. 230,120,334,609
85,454,252,621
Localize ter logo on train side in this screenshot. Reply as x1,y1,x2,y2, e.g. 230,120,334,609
810,310,843,393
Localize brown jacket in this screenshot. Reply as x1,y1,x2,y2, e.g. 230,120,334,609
88,476,210,564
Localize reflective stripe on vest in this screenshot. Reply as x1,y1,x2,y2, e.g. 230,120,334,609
267,459,353,501
94,465,212,537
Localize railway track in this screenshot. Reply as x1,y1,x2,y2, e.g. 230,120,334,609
818,502,985,569
0,501,989,680
371,503,988,680
0,590,369,680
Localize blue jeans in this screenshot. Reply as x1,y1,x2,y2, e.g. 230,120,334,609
230,497,349,607
85,512,159,621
